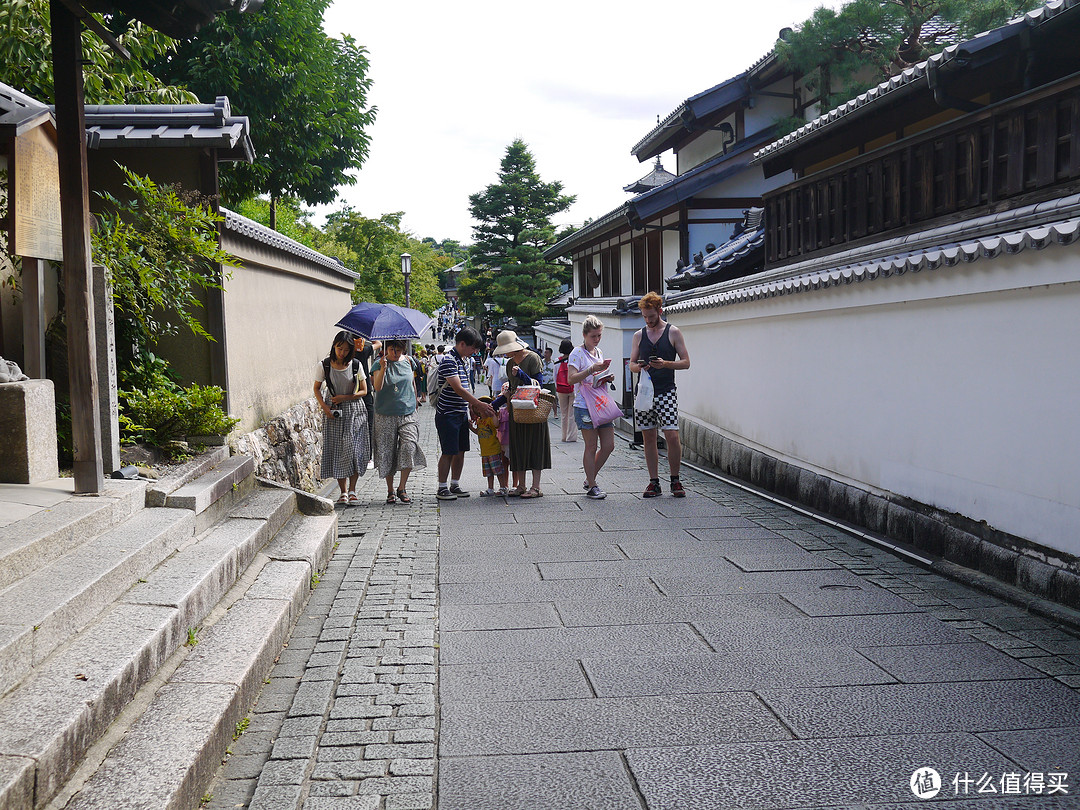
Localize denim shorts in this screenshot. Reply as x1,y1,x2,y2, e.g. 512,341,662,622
574,406,593,431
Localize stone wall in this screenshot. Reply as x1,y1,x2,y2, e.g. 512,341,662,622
233,397,322,492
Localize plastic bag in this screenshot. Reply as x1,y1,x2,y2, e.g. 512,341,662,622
635,370,655,411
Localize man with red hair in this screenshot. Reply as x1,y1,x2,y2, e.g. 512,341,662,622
629,292,691,497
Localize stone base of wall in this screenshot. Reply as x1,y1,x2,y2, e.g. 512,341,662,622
233,398,322,492
679,416,1080,613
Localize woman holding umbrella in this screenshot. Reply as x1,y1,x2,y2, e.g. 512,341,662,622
314,331,371,504
369,339,427,503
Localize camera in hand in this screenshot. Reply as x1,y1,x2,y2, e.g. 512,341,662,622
330,408,343,419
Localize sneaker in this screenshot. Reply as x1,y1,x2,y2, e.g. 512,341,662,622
670,479,686,498
449,484,470,498
643,480,662,498
479,488,495,497
586,485,606,500
436,487,457,501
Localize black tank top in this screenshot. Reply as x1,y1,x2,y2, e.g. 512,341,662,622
639,323,676,394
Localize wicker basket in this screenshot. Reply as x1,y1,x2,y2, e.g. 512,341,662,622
513,391,557,424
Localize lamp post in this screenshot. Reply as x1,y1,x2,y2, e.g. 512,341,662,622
400,253,412,308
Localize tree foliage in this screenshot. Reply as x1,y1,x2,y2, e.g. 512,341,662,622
325,209,451,317
151,0,376,211
0,0,196,104
92,165,240,376
777,0,1043,110
463,140,574,326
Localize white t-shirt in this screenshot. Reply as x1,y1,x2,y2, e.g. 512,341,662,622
484,356,504,388
568,345,603,410
314,359,367,399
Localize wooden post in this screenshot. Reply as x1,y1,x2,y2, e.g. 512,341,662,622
51,0,104,494
21,257,46,378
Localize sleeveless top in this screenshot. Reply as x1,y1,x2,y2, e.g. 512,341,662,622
638,323,676,394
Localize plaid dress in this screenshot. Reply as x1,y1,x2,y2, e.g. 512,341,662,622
320,395,371,480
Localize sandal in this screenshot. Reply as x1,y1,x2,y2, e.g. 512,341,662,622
520,487,543,499
336,492,348,505
348,490,358,503
507,486,525,497
396,489,412,504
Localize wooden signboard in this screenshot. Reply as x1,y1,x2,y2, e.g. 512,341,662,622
12,125,63,262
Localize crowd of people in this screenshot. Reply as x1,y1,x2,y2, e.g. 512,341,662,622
313,292,690,504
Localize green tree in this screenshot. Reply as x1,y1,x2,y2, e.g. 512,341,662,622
325,209,447,317
778,0,1042,111
463,139,574,324
151,0,376,225
92,165,240,376
0,0,195,104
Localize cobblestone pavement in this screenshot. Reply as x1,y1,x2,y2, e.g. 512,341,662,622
208,412,1080,809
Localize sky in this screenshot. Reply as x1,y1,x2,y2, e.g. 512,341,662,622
319,0,836,245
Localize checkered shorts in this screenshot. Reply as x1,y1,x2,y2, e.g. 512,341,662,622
635,387,679,431
482,453,507,477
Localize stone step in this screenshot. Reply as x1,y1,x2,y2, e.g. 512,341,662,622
0,507,195,698
58,515,338,810
0,487,313,810
145,446,230,508
0,480,147,592
165,455,256,533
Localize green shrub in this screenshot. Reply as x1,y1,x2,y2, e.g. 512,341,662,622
120,382,238,450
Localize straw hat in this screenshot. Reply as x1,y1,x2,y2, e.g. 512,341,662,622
492,330,528,356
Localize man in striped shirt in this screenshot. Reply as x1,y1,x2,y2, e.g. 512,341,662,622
434,327,495,500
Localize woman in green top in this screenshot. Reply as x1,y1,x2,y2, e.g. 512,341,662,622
370,339,427,504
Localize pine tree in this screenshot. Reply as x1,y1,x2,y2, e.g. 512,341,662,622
463,140,574,327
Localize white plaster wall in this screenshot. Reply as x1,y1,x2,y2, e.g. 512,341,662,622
670,247,1080,556
745,77,795,134
620,243,633,294
224,250,355,432
677,115,735,173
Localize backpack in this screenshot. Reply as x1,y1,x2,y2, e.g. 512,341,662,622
555,359,572,393
428,359,450,404
322,357,361,397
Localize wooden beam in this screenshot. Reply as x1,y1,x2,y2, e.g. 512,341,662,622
51,0,104,494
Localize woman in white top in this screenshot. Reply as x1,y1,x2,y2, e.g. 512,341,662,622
314,331,371,504
566,315,616,500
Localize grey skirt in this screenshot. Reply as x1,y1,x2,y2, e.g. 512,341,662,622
373,411,427,479
320,397,371,480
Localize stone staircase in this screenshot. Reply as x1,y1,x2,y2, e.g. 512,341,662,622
0,447,338,810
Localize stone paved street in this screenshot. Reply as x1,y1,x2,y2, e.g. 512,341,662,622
208,412,1080,809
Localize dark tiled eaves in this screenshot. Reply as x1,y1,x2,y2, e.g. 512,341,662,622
666,227,765,291
81,96,254,163
752,0,1080,166
665,193,1080,313
221,208,358,279
543,204,631,260
0,82,51,136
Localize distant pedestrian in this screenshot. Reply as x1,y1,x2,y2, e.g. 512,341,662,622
494,330,551,498
314,331,371,505
629,292,691,498
484,351,504,396
541,347,556,407
554,338,577,443
434,327,495,500
567,316,616,500
369,339,427,505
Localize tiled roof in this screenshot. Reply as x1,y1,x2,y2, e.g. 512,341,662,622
0,82,51,136
666,209,765,291
82,96,254,162
221,208,358,279
623,158,678,194
753,0,1080,165
665,192,1080,312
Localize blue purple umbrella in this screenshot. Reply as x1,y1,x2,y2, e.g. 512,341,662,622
335,302,434,340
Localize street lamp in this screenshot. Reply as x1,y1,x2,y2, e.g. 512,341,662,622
400,253,412,308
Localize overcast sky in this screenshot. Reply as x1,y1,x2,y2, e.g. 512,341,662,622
319,0,834,244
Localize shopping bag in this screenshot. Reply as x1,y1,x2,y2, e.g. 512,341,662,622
580,380,623,427
511,383,541,410
635,370,655,411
